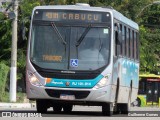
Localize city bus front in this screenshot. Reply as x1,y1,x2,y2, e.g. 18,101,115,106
26,6,113,110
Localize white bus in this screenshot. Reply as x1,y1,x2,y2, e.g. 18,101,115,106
26,3,139,116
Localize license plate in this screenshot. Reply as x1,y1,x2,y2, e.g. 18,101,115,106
60,94,75,100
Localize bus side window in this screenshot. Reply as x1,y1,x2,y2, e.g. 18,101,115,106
134,32,137,60
129,29,132,58
136,32,140,60
124,26,127,56
120,24,123,56
126,28,130,58
132,30,134,59
114,23,122,56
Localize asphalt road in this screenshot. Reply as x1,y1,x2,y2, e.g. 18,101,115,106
0,106,160,120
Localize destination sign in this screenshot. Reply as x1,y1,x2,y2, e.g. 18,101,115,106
33,10,111,23
43,12,102,22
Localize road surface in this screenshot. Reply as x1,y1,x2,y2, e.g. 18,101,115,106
0,105,160,120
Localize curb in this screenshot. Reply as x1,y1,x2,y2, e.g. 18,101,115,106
0,103,36,109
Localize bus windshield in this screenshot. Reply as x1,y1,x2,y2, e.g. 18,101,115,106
30,23,110,71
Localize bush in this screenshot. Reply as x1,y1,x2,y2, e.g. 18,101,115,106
0,62,9,102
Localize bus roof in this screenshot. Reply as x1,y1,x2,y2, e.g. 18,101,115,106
33,4,139,30
139,74,160,78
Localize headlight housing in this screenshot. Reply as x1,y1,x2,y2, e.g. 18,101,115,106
94,74,110,89
28,72,42,86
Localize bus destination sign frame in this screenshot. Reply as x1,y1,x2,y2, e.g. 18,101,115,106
33,10,111,23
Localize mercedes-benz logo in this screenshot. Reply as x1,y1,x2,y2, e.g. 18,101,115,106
65,82,70,86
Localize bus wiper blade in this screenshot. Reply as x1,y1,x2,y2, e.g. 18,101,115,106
51,22,67,45
76,24,92,47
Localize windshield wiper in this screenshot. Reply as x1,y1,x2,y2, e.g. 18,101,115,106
99,34,103,52
51,22,67,45
76,24,92,47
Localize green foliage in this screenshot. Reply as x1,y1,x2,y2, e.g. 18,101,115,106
20,0,41,17
141,4,160,27
17,50,26,81
0,92,26,103
0,19,12,63
0,13,5,20
0,62,9,102
138,1,160,73
140,28,160,72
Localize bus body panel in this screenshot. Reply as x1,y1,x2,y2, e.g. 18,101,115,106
111,57,139,103
26,74,113,103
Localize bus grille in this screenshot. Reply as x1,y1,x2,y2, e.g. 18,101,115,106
39,72,99,79
32,62,103,79
45,89,90,99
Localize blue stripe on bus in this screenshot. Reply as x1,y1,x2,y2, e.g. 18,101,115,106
45,75,103,88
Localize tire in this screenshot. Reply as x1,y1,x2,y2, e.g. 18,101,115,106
63,104,73,113
36,100,48,113
53,104,63,113
115,104,121,114
119,103,129,114
133,98,141,107
102,103,114,116
137,98,141,107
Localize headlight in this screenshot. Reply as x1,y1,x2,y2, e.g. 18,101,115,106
94,74,110,89
28,72,42,86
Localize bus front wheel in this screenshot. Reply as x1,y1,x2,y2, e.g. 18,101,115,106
53,104,63,113
102,103,114,116
63,104,73,113
36,100,48,113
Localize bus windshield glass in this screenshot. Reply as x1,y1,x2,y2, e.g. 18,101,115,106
30,10,111,71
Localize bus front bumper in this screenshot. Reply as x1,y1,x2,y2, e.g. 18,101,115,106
26,81,114,103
